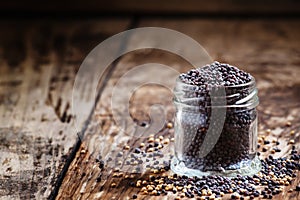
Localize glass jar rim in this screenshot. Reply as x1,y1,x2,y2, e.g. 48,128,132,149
173,75,259,109
175,76,256,90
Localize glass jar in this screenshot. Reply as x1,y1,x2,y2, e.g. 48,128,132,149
171,77,261,177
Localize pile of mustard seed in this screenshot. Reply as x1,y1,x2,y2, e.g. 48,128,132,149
95,122,300,199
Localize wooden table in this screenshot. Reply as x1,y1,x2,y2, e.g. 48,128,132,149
0,17,299,200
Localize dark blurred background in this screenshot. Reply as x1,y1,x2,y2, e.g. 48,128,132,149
0,0,299,18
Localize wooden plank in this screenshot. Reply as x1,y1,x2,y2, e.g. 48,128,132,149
57,19,300,199
0,0,299,15
0,19,130,199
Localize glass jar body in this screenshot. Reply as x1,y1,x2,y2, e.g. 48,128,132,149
171,79,261,177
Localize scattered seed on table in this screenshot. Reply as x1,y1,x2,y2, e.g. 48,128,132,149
107,157,113,162
140,143,145,148
92,106,300,200
147,148,154,153
273,147,281,152
99,160,104,169
262,147,268,152
117,161,122,165
148,137,154,143
271,149,276,154
153,142,160,148
264,140,270,145
117,152,123,157
96,175,101,182
134,148,141,154
167,122,173,129
289,139,295,144
111,183,116,188
124,145,130,150
163,138,170,144
80,149,86,154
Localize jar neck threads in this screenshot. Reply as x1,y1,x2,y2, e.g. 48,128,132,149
173,77,259,110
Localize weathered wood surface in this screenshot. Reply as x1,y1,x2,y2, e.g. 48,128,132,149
0,19,130,199
56,19,300,199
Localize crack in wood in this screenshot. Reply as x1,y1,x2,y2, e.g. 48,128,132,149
48,17,139,200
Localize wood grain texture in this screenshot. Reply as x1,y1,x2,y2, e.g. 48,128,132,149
56,19,300,199
0,19,130,199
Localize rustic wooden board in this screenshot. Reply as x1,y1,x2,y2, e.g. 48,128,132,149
55,19,300,200
0,19,130,199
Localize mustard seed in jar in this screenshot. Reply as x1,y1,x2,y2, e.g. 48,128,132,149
171,61,261,177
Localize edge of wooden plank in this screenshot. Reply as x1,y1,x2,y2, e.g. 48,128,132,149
49,18,139,200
